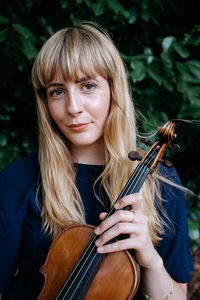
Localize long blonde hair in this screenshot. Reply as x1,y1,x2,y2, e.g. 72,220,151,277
32,22,164,241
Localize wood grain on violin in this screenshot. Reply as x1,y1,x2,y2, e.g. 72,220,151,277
37,121,177,300
38,225,140,300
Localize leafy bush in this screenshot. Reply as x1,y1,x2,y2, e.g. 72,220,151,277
0,0,199,244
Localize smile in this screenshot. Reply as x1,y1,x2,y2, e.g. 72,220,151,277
68,123,89,132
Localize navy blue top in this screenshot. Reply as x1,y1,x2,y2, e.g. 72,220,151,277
0,154,193,299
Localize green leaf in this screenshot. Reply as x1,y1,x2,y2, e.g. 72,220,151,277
176,62,200,83
188,218,199,240
93,2,105,16
0,113,10,121
163,79,173,92
186,60,200,79
0,135,7,146
130,61,146,82
162,36,176,53
173,42,190,58
141,10,151,22
0,28,9,42
4,104,15,112
176,62,188,75
60,0,69,9
20,36,37,60
161,54,173,70
12,23,33,39
142,0,150,10
177,79,200,106
25,0,33,8
147,66,162,85
187,87,200,103
128,8,138,24
0,15,9,24
107,0,129,18
193,25,200,32
144,47,154,64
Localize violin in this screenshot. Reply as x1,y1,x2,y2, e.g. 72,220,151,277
37,121,177,300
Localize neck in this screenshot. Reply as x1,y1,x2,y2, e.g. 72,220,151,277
70,139,105,165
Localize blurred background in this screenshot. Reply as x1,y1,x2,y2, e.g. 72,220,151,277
0,1,199,298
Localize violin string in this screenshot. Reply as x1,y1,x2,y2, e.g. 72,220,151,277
59,146,158,299
60,146,158,299
59,145,159,299
55,164,142,297
56,164,144,299
55,170,143,299
108,145,159,215
69,153,157,298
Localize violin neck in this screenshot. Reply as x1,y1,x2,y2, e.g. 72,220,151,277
107,163,150,217
53,164,150,300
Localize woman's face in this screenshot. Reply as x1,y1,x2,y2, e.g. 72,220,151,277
46,71,111,160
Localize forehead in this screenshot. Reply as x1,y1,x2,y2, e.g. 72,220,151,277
46,69,101,85
35,27,112,90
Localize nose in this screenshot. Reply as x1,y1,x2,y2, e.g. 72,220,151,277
66,88,83,116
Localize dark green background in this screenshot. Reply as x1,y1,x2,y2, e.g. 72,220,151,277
0,0,199,245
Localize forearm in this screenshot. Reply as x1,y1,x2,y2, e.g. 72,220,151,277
94,196,189,300
142,255,187,300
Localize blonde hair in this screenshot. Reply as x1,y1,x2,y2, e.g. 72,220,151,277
32,22,164,241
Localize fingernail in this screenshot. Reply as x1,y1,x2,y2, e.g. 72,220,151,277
97,246,104,253
114,202,119,208
95,239,100,246
95,227,100,234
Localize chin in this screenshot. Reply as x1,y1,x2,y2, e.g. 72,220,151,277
69,136,104,148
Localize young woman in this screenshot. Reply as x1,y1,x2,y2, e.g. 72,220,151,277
0,22,193,299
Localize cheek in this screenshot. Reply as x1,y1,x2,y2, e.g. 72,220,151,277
92,90,111,121
48,102,64,123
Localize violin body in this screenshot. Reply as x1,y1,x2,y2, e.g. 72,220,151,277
38,121,177,300
38,224,140,300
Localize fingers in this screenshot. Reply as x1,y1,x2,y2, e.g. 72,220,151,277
96,236,139,253
99,212,108,221
95,193,149,254
96,192,145,236
95,194,160,268
95,218,148,250
96,237,134,253
96,209,146,235
114,193,143,213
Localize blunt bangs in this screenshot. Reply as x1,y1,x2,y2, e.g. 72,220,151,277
32,25,115,97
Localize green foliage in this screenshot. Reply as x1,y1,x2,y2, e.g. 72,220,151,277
0,0,200,244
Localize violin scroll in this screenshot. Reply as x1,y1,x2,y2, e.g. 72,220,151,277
129,121,179,172
157,121,177,142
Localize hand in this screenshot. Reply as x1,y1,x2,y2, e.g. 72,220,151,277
94,193,163,270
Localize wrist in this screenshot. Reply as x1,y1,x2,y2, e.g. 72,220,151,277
143,252,164,272
142,277,173,300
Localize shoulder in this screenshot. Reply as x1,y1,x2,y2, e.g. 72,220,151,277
0,153,39,176
156,165,184,202
155,166,193,282
155,165,187,226
0,153,40,195
157,164,182,185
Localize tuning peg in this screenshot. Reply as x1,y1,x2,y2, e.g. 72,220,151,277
128,151,142,161
158,158,174,168
141,138,153,146
170,144,180,156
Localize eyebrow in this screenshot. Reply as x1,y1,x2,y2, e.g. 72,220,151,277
75,77,93,83
46,83,64,89
46,77,97,89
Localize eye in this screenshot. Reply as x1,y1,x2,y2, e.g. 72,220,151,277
82,83,96,91
49,89,64,97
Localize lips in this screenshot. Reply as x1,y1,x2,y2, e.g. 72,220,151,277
68,123,89,132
